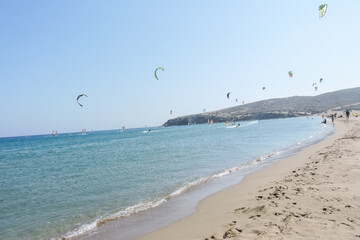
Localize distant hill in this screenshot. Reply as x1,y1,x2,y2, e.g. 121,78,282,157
163,87,360,126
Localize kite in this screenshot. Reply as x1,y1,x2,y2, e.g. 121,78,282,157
288,71,293,78
170,110,173,115
320,78,323,83
227,92,231,99
262,87,266,90
77,94,87,107
203,109,206,113
242,100,245,105
319,4,328,18
154,67,164,80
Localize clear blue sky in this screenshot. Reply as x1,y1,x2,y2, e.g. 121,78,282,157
1,0,359,137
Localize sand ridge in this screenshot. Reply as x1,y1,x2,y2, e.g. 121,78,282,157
139,119,360,240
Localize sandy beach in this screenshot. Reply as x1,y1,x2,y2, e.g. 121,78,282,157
139,118,360,240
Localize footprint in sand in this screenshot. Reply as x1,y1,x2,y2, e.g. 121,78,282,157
223,229,237,239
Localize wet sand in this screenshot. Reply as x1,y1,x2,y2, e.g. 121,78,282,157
139,118,360,239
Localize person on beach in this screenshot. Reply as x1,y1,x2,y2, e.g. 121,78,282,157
331,114,335,125
346,110,350,123
321,118,327,124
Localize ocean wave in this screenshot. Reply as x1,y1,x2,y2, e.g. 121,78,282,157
59,147,287,240
63,221,98,239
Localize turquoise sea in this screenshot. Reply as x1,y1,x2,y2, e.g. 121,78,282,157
0,117,333,240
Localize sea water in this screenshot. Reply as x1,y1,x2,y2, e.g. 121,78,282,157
0,117,333,240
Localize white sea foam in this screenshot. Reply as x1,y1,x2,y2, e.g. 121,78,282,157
63,220,98,239
142,130,161,133
225,120,259,129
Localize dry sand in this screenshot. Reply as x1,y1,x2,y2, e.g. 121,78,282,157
138,118,360,240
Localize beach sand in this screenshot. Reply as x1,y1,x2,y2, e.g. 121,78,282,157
138,118,360,239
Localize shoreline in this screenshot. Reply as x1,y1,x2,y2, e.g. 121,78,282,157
138,118,360,239
73,118,334,240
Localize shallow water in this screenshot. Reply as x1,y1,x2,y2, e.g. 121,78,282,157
0,117,333,240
